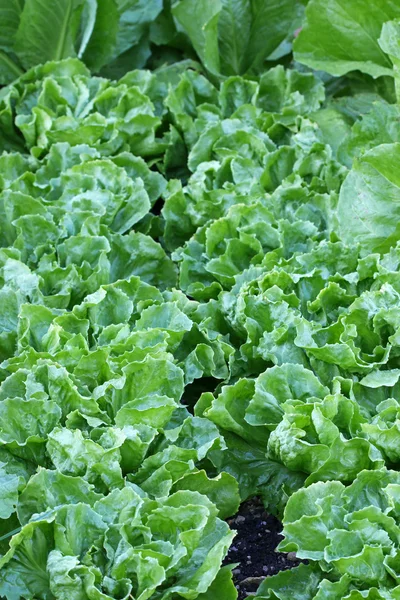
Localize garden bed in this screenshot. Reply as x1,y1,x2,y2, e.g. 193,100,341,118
224,499,303,599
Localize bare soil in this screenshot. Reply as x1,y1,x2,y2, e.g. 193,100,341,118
224,498,304,599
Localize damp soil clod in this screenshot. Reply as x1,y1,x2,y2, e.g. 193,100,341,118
224,498,304,599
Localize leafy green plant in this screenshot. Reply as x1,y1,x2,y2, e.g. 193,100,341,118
0,0,303,85
4,1,400,599
254,469,400,598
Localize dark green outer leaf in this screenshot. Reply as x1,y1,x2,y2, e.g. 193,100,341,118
172,0,221,75
294,0,400,78
114,0,163,56
0,51,23,85
14,0,84,69
242,0,298,73
218,0,252,75
82,0,119,71
0,0,23,52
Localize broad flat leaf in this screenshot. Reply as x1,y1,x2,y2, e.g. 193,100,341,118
338,100,400,166
15,0,84,69
0,0,23,52
379,19,400,102
245,363,328,427
173,0,298,76
196,565,238,599
254,563,323,599
82,0,120,71
278,480,346,558
217,0,252,75
294,0,400,78
0,51,23,84
337,143,400,254
0,396,61,444
171,470,240,519
111,355,184,415
360,369,400,388
256,65,325,114
239,0,298,74
0,0,24,83
0,463,20,520
172,0,221,75
379,19,400,67
0,520,54,599
54,503,107,556
114,0,163,56
76,0,97,57
110,232,177,289
17,469,102,524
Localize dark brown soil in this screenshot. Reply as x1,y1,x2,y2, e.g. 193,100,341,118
224,498,304,599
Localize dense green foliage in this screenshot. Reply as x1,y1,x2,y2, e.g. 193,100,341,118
3,0,400,598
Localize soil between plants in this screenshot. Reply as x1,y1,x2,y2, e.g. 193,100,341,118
224,497,304,599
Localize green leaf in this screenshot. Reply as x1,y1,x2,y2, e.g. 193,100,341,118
110,232,177,289
235,0,298,74
172,0,221,75
0,0,23,52
0,520,53,599
17,469,102,525
173,0,298,76
115,394,178,428
279,480,346,559
0,462,20,520
75,0,97,57
81,0,120,71
0,0,24,83
337,143,400,254
256,66,325,115
217,0,251,75
114,0,163,57
171,470,240,519
197,565,238,599
0,395,61,448
54,503,107,556
360,369,400,388
294,0,400,78
111,355,184,415
254,563,323,599
15,0,85,69
339,101,400,167
0,50,23,84
379,19,400,102
245,363,328,427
